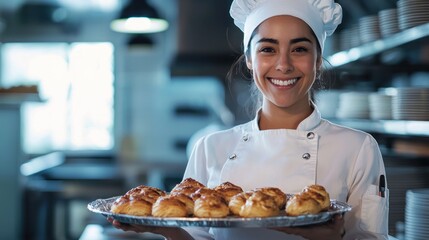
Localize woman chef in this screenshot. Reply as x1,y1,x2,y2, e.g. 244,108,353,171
110,0,389,239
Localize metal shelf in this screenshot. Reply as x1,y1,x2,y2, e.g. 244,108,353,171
328,22,429,67
329,119,429,137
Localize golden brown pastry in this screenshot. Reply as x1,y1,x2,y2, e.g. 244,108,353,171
125,185,165,196
214,182,243,203
214,181,243,191
110,195,152,216
190,187,223,201
170,192,194,216
285,191,323,216
216,187,244,204
170,185,201,198
125,185,167,204
228,191,253,216
110,196,128,214
256,187,287,210
193,194,230,218
302,184,331,210
170,178,206,198
152,195,188,217
111,182,332,218
171,178,205,191
239,191,279,218
111,185,166,216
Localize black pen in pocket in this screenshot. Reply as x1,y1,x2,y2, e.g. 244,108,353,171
379,175,385,198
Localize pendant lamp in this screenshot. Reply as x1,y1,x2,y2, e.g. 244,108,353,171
110,0,169,34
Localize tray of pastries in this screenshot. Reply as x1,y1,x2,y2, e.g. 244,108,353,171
88,178,351,227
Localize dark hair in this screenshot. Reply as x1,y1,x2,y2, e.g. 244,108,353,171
226,23,329,118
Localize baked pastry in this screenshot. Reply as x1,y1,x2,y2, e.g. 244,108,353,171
190,187,223,201
111,182,331,218
125,185,167,204
171,178,205,191
110,195,152,216
111,185,166,216
228,191,253,216
194,194,230,218
302,184,330,210
170,178,205,198
214,181,242,191
214,182,243,203
170,192,194,216
239,191,279,218
256,187,287,210
152,195,188,217
170,185,201,198
285,191,323,216
125,185,165,196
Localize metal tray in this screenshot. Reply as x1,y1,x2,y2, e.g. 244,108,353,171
88,196,351,228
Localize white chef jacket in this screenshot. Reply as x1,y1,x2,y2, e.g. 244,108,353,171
182,107,389,240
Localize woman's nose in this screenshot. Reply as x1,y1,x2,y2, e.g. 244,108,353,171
276,54,294,73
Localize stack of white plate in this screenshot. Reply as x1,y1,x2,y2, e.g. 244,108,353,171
369,93,392,120
405,189,429,240
392,88,429,120
397,0,429,30
359,15,381,44
339,25,360,50
378,8,400,37
336,92,370,119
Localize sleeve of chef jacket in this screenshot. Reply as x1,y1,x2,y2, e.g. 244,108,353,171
181,136,214,240
345,134,389,240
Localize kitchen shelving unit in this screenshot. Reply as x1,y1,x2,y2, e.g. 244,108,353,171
328,22,429,67
326,22,429,238
325,21,429,134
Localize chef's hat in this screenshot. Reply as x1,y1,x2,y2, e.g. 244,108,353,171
230,0,342,53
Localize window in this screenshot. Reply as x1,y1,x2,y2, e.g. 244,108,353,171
1,42,114,154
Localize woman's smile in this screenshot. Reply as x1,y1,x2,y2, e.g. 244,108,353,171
268,77,299,88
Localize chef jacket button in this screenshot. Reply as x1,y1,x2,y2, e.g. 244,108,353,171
242,134,249,142
302,153,311,160
229,154,237,160
307,132,315,139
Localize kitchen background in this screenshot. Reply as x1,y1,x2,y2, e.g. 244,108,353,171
0,0,428,239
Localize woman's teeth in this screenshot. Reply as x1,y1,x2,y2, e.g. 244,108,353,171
270,78,297,86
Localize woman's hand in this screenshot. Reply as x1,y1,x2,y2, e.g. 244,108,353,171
271,214,345,240
107,217,195,240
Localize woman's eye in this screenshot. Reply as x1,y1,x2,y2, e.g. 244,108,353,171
293,47,308,53
259,47,275,53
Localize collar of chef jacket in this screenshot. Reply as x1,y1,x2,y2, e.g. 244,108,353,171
250,104,322,131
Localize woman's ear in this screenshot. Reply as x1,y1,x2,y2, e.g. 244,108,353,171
245,55,253,70
316,56,322,70
315,56,322,79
